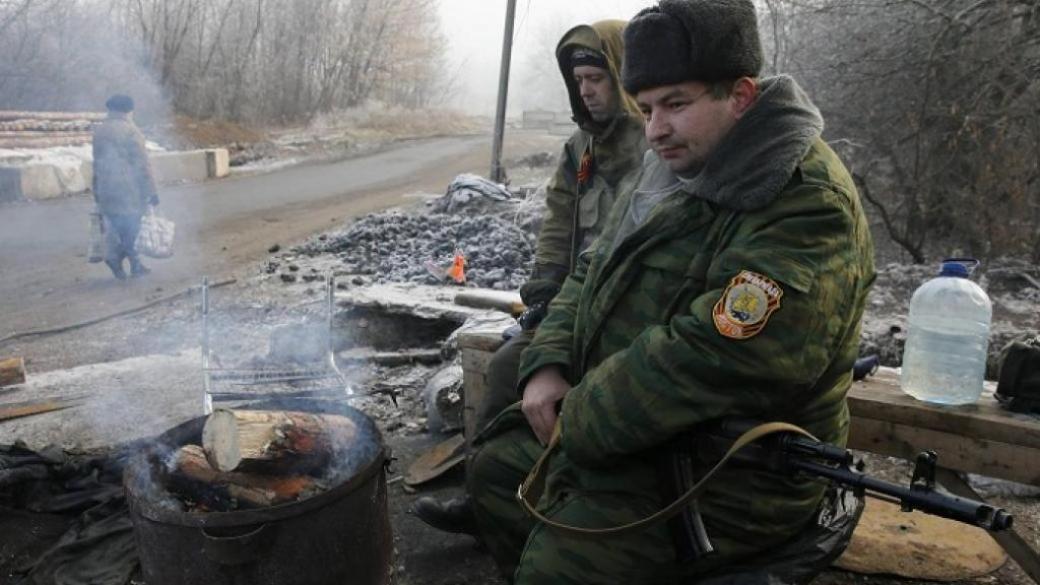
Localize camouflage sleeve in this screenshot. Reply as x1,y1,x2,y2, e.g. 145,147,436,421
534,141,580,272
558,186,865,466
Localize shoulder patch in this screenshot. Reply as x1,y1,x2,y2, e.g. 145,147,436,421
712,270,783,340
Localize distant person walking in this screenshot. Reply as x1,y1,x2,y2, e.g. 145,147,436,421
92,94,159,279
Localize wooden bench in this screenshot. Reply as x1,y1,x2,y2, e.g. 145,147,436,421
458,328,1040,583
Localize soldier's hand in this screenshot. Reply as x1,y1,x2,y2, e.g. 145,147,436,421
521,365,570,446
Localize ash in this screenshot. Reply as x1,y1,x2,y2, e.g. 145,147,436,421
297,210,536,290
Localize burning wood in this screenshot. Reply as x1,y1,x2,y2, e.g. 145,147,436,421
169,445,321,509
201,409,357,473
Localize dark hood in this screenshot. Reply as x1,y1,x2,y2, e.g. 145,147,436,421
555,19,642,136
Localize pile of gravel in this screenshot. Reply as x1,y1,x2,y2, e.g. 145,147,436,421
303,211,535,290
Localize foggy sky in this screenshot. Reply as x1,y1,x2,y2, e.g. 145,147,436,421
437,0,654,115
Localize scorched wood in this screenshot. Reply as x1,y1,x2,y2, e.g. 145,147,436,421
202,409,357,473
170,445,319,508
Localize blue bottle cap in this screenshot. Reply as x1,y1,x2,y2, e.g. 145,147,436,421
939,258,978,278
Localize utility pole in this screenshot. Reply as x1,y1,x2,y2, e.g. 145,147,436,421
489,0,517,184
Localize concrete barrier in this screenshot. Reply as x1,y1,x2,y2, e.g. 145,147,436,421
549,121,576,136
0,147,230,201
205,148,230,179
522,110,555,130
0,167,21,202
151,150,209,183
0,160,92,200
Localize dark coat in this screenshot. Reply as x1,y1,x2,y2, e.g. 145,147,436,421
92,112,157,216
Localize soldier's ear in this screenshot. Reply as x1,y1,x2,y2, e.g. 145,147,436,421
730,78,758,119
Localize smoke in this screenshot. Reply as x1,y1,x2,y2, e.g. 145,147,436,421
437,0,652,115
0,0,172,126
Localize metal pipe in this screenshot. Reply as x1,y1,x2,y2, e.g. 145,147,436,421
202,277,212,415
489,0,518,183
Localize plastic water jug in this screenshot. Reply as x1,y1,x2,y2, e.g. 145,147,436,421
900,258,992,405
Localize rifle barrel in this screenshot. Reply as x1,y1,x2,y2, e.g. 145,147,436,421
790,458,1012,531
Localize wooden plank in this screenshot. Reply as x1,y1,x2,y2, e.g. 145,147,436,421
0,111,104,121
0,136,92,148
0,357,27,387
461,348,495,377
0,131,94,138
848,417,1040,486
462,366,489,442
0,397,84,422
458,329,506,353
849,367,1040,450
935,467,1040,584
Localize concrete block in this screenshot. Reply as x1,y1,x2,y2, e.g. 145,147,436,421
522,110,554,130
18,165,64,199
205,148,229,179
549,121,576,136
150,150,209,184
14,162,90,200
553,111,574,124
0,167,22,202
80,160,93,190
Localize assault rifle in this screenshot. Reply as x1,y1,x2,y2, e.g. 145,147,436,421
675,419,1013,559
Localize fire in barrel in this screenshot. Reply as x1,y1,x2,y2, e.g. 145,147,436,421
125,404,391,585
166,409,357,511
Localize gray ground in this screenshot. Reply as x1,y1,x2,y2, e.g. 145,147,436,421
0,131,559,336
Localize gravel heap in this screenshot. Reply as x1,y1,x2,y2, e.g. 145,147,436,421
302,211,535,290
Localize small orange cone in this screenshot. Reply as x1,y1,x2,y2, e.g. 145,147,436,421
447,250,466,284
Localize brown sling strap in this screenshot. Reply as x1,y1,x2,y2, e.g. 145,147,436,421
516,420,817,537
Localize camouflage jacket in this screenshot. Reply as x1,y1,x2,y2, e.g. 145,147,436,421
521,20,645,307
518,77,875,552
92,112,158,217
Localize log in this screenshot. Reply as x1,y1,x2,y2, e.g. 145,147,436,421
453,290,525,317
170,445,319,508
0,110,104,121
202,409,357,473
0,357,27,387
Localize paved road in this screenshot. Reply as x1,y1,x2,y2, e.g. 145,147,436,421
0,132,557,336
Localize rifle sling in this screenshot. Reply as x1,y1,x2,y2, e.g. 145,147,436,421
516,421,817,538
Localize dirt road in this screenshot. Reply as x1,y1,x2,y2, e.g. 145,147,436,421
0,132,559,337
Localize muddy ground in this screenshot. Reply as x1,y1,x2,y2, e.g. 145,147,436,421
1,144,1038,584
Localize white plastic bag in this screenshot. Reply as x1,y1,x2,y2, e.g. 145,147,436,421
87,210,105,263
135,206,175,258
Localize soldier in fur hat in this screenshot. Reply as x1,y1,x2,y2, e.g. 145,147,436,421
465,0,875,582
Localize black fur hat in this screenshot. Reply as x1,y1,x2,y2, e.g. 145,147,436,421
622,0,763,94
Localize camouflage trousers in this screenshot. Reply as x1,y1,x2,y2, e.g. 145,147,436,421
466,410,752,584
466,411,860,584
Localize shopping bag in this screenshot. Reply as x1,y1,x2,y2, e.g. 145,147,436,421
135,206,175,258
87,210,105,263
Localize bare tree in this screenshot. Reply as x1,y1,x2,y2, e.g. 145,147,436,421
0,0,458,125
768,0,1040,262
